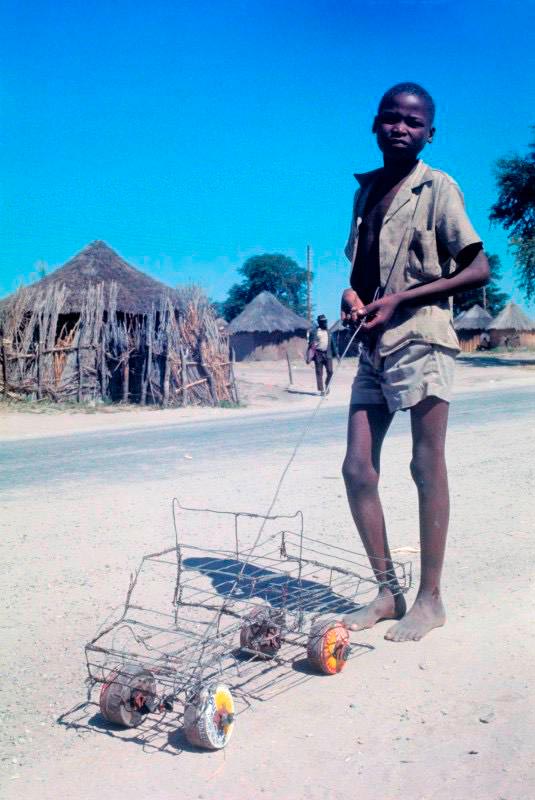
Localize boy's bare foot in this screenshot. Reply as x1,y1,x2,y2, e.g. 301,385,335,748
384,593,445,642
343,587,406,632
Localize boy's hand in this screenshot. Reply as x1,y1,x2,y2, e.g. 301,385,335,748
341,288,365,326
359,294,400,330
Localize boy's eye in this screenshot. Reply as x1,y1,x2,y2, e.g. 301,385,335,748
406,117,425,128
378,112,399,124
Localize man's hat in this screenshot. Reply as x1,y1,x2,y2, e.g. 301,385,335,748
317,314,327,323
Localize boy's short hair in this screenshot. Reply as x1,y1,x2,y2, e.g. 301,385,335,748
378,82,435,123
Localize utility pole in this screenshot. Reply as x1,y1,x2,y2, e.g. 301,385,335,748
306,244,312,325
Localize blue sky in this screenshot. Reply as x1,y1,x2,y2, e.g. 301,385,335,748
1,0,534,320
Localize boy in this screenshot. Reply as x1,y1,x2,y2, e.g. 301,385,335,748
341,83,489,642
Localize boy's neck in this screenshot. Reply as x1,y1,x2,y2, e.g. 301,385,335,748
381,156,419,182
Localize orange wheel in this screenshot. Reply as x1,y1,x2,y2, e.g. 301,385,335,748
183,683,235,750
307,620,350,675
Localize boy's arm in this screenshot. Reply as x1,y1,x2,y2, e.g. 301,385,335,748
359,245,489,330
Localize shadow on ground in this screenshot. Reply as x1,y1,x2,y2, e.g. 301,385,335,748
182,556,362,616
458,355,535,368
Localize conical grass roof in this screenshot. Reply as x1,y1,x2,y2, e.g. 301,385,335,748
453,304,493,331
488,301,535,331
1,241,181,314
227,291,310,334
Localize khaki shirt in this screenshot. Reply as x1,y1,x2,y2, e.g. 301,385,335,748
345,160,482,356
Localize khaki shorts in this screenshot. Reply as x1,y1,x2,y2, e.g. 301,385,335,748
350,342,457,413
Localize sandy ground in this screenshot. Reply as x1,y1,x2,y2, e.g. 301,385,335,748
1,354,535,800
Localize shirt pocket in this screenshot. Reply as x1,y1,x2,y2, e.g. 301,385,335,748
407,229,441,281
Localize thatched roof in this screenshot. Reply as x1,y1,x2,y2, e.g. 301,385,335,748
488,301,535,331
0,241,182,314
227,291,310,334
454,304,493,331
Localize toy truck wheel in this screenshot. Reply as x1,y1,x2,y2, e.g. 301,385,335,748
239,605,284,657
99,663,157,727
183,683,235,750
307,620,350,675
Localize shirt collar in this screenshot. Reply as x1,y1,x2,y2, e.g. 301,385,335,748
353,160,433,189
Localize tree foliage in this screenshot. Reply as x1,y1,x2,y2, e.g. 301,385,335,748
453,253,508,317
221,253,310,321
490,134,535,299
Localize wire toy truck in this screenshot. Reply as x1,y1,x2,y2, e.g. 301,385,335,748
84,499,411,751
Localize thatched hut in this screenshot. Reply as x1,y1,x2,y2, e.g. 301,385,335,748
0,241,236,406
453,304,494,353
329,319,360,358
487,302,535,349
227,291,310,361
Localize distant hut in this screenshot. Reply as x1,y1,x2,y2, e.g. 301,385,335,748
330,319,360,358
487,301,535,349
216,317,229,337
453,304,494,353
227,291,310,361
0,241,236,406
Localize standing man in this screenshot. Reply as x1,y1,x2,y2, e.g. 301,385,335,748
309,314,337,395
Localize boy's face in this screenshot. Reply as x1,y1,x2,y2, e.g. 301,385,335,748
373,93,435,162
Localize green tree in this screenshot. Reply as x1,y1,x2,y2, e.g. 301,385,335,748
490,134,535,299
221,253,310,321
453,253,508,317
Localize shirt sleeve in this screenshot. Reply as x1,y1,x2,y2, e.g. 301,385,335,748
435,177,482,260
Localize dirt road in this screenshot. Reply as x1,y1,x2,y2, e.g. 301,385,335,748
1,384,534,799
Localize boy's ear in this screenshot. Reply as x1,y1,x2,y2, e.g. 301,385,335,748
372,116,378,133
427,125,436,143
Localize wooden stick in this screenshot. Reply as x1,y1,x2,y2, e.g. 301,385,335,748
179,377,207,392
122,357,129,403
100,335,107,398
140,313,152,406
200,356,218,406
77,338,83,403
229,348,240,405
37,342,42,399
286,351,293,385
179,345,188,407
162,346,170,407
1,338,9,394
37,313,44,400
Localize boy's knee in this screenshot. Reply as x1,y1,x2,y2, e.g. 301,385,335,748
342,456,378,494
410,456,426,489
410,447,446,491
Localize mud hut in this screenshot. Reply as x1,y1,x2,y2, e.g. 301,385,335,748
453,304,494,353
329,318,360,358
0,241,236,406
487,302,535,349
227,291,310,361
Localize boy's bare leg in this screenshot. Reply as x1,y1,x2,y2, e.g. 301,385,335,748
385,397,449,642
342,404,407,631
